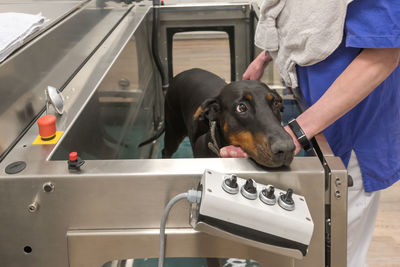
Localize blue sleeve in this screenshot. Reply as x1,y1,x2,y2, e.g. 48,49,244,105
345,0,400,48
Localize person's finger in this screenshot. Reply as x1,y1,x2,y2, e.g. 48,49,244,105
284,126,302,156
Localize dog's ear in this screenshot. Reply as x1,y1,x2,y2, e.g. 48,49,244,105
270,89,284,112
192,98,220,138
261,83,284,113
194,98,220,122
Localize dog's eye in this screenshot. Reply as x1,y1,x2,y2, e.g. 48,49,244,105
273,100,280,107
236,103,248,113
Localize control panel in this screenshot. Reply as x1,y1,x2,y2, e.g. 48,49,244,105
190,169,314,259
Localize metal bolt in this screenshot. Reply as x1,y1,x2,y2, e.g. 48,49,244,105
28,202,39,213
118,78,130,89
335,190,341,199
335,178,342,187
43,182,55,193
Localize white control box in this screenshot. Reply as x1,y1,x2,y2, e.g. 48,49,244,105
190,169,314,259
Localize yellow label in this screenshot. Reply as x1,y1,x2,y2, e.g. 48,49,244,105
33,131,64,145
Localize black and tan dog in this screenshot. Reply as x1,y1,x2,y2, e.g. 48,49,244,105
141,68,295,167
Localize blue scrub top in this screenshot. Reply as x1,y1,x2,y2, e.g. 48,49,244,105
297,0,400,192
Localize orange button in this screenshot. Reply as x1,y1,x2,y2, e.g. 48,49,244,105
37,115,56,140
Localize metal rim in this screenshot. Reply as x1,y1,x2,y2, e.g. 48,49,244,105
222,179,239,194
240,186,257,200
259,188,276,205
278,195,295,211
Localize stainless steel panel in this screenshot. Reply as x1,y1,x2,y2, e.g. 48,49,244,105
0,157,325,267
0,3,153,165
0,0,133,159
67,229,293,267
50,11,158,160
326,156,348,267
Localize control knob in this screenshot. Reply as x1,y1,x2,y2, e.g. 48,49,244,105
278,188,295,211
241,179,257,200
260,186,276,205
222,174,239,194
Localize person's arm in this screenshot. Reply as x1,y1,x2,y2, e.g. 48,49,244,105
221,47,400,158
290,47,400,155
242,50,272,80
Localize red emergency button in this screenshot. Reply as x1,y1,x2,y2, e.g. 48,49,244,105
37,115,56,140
69,152,78,162
68,151,84,171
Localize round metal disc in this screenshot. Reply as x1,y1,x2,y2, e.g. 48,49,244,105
278,195,295,211
46,86,64,114
222,178,239,194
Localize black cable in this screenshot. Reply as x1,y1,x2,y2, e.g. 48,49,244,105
152,0,169,92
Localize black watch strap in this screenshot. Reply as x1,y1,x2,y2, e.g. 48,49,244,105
288,119,311,151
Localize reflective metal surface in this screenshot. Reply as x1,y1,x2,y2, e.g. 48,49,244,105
0,157,326,267
46,86,65,115
51,15,157,160
0,0,134,160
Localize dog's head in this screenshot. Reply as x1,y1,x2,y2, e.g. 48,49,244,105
195,80,295,167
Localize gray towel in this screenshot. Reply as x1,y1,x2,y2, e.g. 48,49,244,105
254,0,353,88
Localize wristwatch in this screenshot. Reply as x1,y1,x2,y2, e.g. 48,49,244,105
288,119,311,151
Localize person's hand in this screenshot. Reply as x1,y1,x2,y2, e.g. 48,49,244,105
284,125,302,156
242,50,272,81
220,145,248,158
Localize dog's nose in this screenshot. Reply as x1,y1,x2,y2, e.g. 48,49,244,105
270,137,295,156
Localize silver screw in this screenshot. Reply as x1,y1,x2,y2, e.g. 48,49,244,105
335,178,342,186
118,78,130,90
335,190,341,199
28,202,39,213
43,182,55,193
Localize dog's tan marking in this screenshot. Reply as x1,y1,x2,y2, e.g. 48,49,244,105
255,133,268,147
244,93,253,101
255,133,274,161
229,131,277,165
266,93,274,102
275,94,283,111
223,122,229,136
267,93,283,111
193,106,204,120
229,131,258,157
